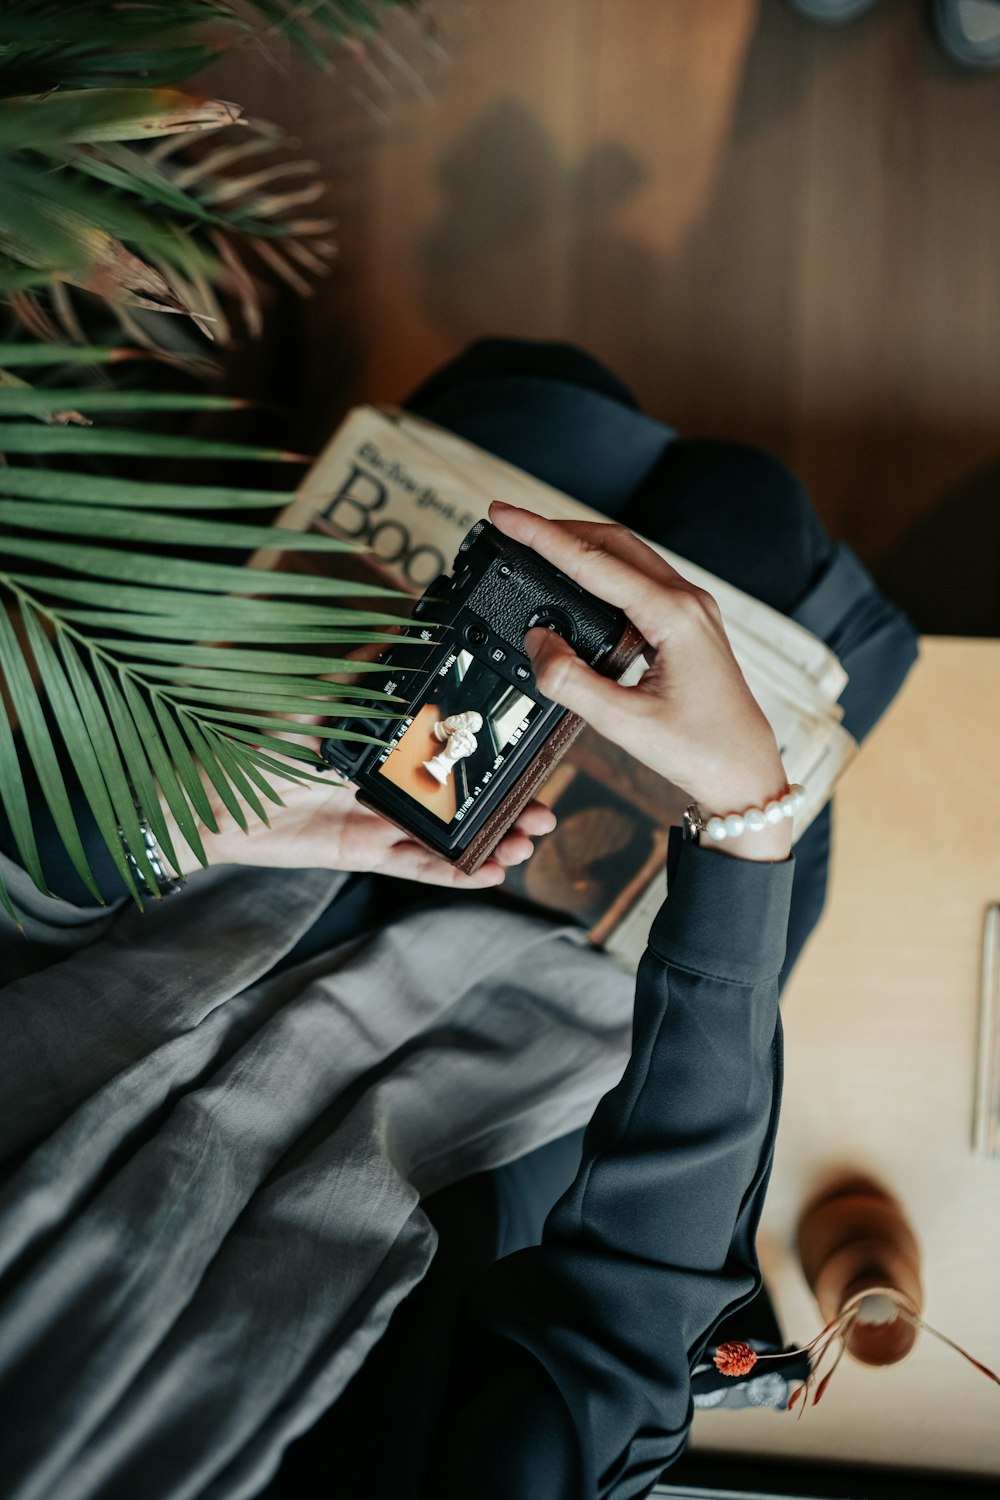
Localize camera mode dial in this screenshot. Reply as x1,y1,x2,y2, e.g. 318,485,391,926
458,520,486,554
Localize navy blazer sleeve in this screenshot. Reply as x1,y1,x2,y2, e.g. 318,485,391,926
425,838,794,1500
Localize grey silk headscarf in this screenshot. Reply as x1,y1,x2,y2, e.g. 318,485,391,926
0,854,636,1500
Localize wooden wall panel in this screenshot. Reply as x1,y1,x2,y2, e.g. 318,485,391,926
211,1,1000,637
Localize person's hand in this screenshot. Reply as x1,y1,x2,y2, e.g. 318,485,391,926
490,501,792,863
161,749,556,890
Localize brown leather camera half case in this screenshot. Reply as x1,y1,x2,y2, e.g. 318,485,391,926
355,622,646,875
454,621,646,872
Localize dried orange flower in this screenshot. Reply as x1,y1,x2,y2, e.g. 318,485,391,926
713,1287,1000,1420
714,1341,758,1377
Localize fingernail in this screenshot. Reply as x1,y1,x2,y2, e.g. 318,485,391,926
523,626,549,658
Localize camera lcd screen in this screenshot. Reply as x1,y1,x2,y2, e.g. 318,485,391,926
376,648,542,826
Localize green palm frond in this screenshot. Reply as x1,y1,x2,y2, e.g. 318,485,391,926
0,1,433,352
0,355,411,922
0,4,422,93
0,87,334,350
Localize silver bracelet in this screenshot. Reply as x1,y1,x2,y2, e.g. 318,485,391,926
683,784,806,845
119,817,185,897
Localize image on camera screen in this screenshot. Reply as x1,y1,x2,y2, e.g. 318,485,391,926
376,648,542,825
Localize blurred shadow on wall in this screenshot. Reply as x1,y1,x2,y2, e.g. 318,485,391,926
422,101,647,271
418,98,649,339
414,0,998,633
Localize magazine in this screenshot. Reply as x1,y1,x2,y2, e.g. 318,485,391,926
251,406,855,968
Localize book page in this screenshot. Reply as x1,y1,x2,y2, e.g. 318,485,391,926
390,408,848,702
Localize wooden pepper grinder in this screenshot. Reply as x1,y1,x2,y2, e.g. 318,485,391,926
796,1174,923,1367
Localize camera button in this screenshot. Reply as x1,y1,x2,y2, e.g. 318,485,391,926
526,606,578,646
465,623,489,646
514,663,532,682
490,646,507,664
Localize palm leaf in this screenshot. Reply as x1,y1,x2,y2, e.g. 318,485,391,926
56,618,408,645
21,603,142,899
0,499,396,560
4,579,397,618
0,423,305,459
0,668,50,896
0,604,102,904
0,389,242,416
176,707,394,730
0,465,347,512
202,729,273,824
0,541,411,604
0,4,420,89
0,343,135,367
158,685,403,712
221,724,376,759
92,657,181,872
176,709,250,832
0,0,432,915
0,1,431,353
0,390,407,918
88,641,401,672
213,737,287,807
0,90,242,147
119,672,208,869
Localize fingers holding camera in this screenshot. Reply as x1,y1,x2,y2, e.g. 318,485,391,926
371,800,555,889
510,800,558,838
492,502,791,860
523,623,637,734
370,840,507,889
490,501,694,651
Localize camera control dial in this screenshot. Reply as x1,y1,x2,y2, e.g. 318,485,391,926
458,520,486,553
525,605,578,647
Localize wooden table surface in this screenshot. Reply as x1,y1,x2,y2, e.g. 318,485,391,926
691,637,1000,1478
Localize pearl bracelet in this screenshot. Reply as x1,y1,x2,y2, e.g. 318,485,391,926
684,784,806,844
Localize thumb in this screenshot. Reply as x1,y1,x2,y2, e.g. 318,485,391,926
524,627,631,738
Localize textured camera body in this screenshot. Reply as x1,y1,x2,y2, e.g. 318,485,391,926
320,520,645,871
446,520,621,661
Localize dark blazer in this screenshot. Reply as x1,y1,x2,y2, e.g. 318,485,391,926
422,839,794,1498
267,835,794,1500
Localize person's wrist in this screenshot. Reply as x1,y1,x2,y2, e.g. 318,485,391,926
702,819,792,863
686,754,794,864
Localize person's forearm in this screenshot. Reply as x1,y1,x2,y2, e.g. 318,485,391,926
425,839,793,1498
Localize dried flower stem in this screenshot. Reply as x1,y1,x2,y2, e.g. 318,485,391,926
714,1285,1000,1419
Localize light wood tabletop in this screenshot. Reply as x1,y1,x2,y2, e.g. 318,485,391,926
691,637,1000,1478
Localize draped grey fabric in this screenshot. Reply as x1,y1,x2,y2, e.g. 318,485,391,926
0,855,636,1500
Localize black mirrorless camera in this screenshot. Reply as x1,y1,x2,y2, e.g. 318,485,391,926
320,520,645,873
